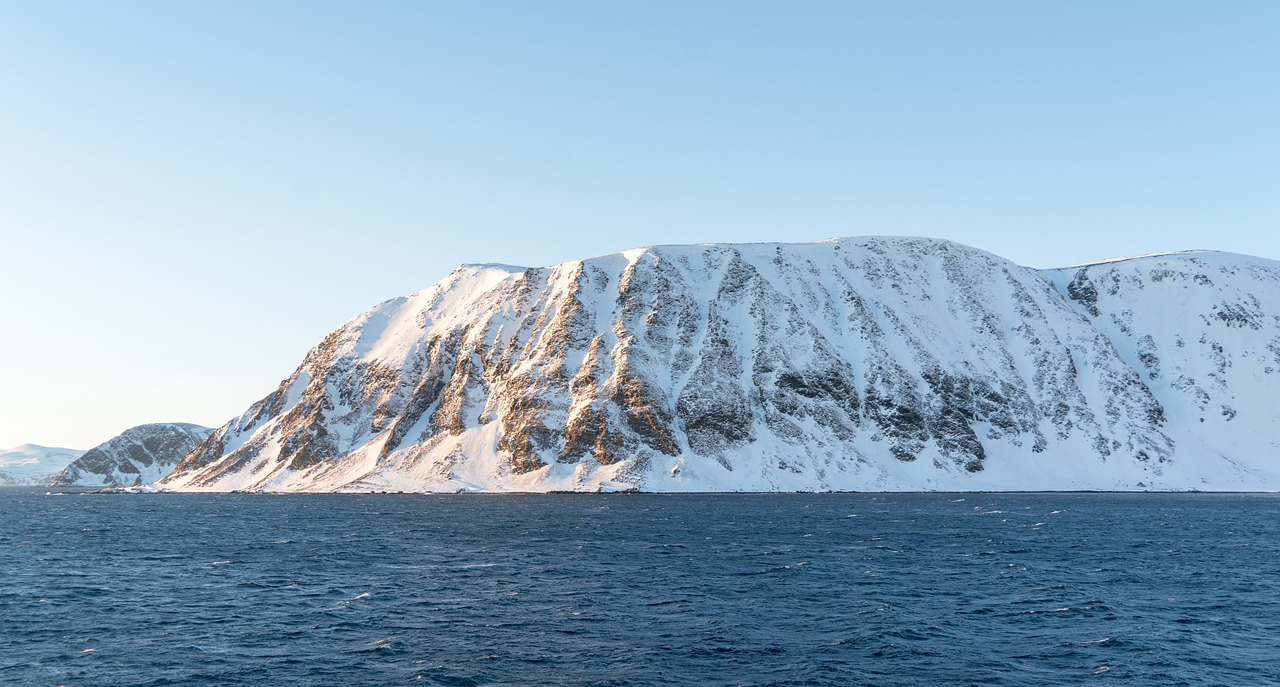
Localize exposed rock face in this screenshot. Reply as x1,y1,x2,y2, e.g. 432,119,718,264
0,445,84,486
52,423,213,487
161,238,1280,492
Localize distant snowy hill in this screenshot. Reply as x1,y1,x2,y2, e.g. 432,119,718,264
52,423,213,487
0,445,84,486
160,237,1280,492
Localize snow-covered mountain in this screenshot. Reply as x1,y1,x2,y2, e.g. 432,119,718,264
52,423,213,487
161,237,1280,493
0,445,84,486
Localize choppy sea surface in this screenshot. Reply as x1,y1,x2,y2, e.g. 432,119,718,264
2,490,1278,686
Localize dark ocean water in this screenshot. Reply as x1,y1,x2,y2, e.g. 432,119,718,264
2,490,1278,686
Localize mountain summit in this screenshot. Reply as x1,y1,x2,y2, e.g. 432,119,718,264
160,237,1280,492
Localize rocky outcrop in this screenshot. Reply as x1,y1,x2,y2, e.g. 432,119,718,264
52,423,213,487
159,238,1280,492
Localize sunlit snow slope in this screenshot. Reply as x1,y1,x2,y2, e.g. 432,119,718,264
0,445,84,486
162,237,1280,492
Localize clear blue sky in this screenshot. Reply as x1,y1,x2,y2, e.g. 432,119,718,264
2,1,1277,450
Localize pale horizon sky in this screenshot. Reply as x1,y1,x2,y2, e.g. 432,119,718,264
2,1,1277,450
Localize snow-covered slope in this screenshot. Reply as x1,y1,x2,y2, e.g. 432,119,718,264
1047,251,1280,487
0,445,84,486
52,423,213,487
161,237,1280,493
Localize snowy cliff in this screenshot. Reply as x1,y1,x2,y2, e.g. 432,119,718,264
52,423,213,487
0,445,84,486
161,237,1280,492
1046,251,1280,486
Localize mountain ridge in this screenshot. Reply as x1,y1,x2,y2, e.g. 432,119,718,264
158,237,1280,492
